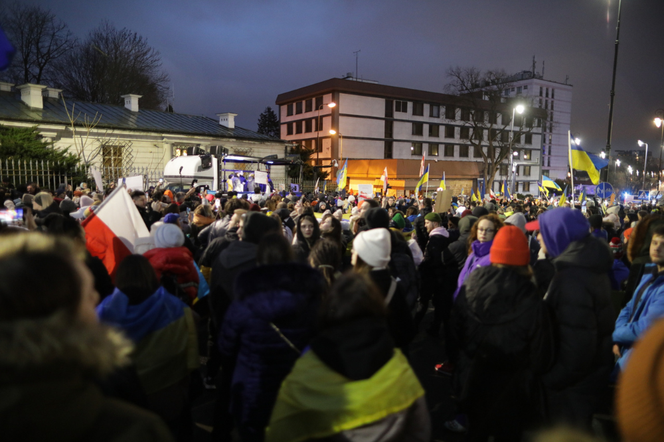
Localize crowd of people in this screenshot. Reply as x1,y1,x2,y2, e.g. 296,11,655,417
2,179,664,442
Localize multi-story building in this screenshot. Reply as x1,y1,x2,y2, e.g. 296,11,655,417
276,76,544,196
500,70,573,181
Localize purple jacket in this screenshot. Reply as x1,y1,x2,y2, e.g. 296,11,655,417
454,240,493,301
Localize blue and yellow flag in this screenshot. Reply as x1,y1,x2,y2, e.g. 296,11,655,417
580,188,587,204
542,175,562,191
503,179,511,200
336,159,348,191
538,182,549,196
439,171,446,190
559,185,568,206
571,139,607,185
416,164,429,192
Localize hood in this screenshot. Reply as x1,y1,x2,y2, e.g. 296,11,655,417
505,212,527,233
462,266,538,324
539,208,590,258
471,239,493,258
234,263,324,321
553,233,613,274
310,317,394,381
458,215,478,234
429,226,449,237
0,313,132,382
219,240,258,269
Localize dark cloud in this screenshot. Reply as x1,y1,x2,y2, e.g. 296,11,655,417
16,0,664,154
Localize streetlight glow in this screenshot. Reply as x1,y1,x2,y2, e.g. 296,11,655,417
329,129,336,135
600,151,606,159
638,140,646,147
328,102,336,109
574,138,581,146
616,159,621,167
515,104,525,114
655,117,662,129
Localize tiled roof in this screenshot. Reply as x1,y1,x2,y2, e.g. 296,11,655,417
0,91,280,142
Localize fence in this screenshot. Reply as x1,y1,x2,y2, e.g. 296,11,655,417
0,159,163,191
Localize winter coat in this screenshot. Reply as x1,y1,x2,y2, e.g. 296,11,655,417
143,246,199,302
266,318,430,442
455,240,493,300
369,269,416,351
452,266,555,430
0,315,174,442
96,286,199,395
420,227,456,299
292,237,317,264
613,264,664,370
542,233,615,425
219,263,324,441
210,240,258,324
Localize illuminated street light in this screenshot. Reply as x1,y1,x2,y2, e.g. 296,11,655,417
600,151,606,159
574,137,581,146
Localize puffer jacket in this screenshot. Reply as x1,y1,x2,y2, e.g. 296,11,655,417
0,314,173,442
219,263,324,441
454,240,493,300
452,266,554,424
143,246,199,302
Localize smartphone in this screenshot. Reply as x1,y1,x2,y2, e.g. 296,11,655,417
0,208,23,226
582,206,587,214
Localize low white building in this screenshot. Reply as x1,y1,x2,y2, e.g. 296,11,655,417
0,82,287,187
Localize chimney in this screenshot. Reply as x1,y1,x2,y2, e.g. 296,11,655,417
44,87,62,99
121,94,142,112
16,84,47,109
0,82,14,92
217,112,237,129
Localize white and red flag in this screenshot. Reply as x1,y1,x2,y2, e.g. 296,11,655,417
419,153,426,177
380,166,389,195
82,185,151,280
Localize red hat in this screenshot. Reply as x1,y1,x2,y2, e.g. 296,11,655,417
490,225,530,266
525,219,540,231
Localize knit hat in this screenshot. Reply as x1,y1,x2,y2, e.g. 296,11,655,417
163,213,180,225
353,228,391,269
392,213,406,230
610,237,623,258
424,212,442,224
617,319,664,442
59,199,77,215
504,212,527,233
153,223,184,248
249,203,261,212
472,207,489,218
490,225,530,266
365,207,390,229
242,212,280,244
33,192,53,210
461,209,472,218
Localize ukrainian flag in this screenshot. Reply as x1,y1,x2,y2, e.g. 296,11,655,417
439,172,446,190
580,188,587,204
571,142,607,185
337,159,348,191
559,185,568,206
542,175,562,191
503,179,511,200
416,164,429,192
538,182,549,196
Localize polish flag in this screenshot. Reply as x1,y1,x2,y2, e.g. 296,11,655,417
82,185,151,281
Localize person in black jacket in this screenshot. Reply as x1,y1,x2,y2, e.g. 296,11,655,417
452,226,554,441
352,228,415,354
527,208,615,429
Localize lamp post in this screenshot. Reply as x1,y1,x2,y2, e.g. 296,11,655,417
509,103,525,195
315,102,336,179
605,0,623,184
638,140,649,190
655,110,664,183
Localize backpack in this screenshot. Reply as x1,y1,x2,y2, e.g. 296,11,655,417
389,249,420,310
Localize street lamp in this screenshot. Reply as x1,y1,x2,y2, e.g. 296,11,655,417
628,165,633,175
509,103,525,195
615,159,621,174
600,151,606,159
316,101,336,169
655,109,664,179
638,140,649,190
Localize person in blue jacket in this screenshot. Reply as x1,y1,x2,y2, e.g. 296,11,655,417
613,224,664,372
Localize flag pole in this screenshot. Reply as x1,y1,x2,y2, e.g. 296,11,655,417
425,163,429,197
568,130,575,206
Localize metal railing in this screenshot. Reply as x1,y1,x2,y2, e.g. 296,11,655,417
0,159,163,191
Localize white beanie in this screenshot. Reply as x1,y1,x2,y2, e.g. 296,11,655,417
153,223,184,248
353,228,391,269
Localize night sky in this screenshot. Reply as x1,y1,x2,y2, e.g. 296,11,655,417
18,0,664,155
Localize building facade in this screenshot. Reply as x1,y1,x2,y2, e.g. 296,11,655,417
276,77,544,196
0,82,287,188
500,71,573,181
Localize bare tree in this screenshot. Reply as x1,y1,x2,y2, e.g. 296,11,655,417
56,21,169,110
0,2,77,85
444,67,542,194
